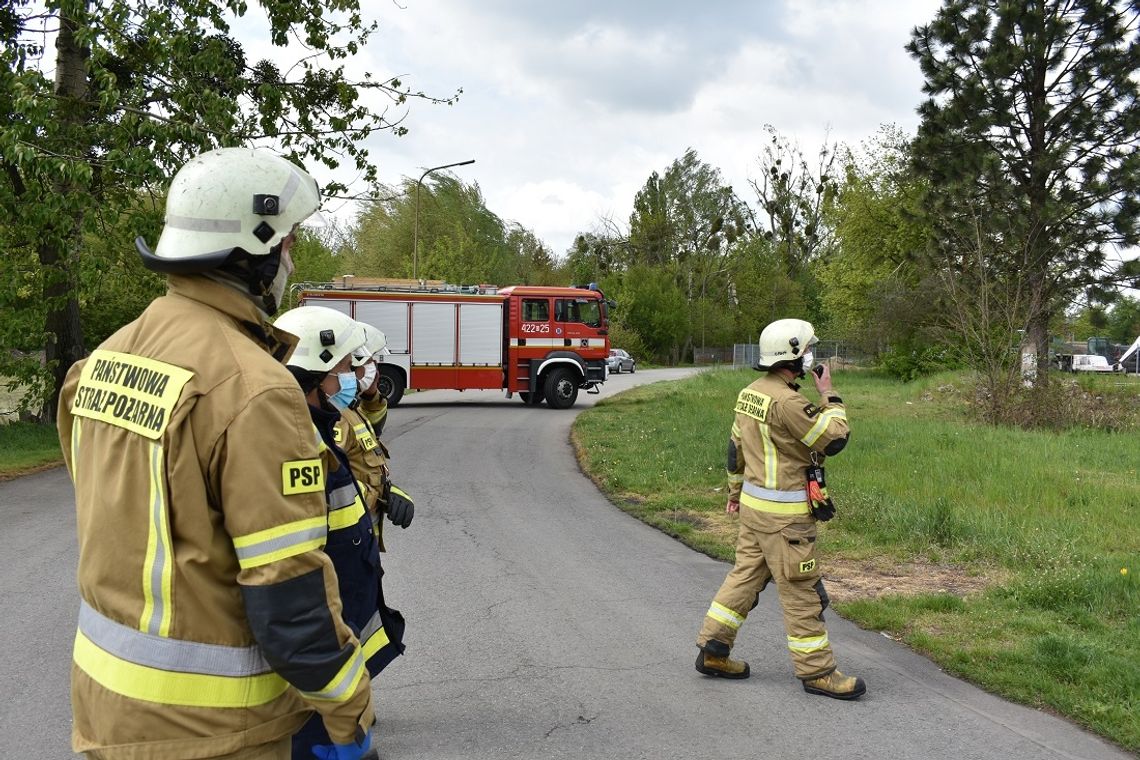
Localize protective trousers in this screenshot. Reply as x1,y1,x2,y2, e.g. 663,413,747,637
696,506,835,680
88,738,290,760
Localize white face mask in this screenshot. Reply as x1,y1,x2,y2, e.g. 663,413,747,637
802,350,814,369
360,362,378,392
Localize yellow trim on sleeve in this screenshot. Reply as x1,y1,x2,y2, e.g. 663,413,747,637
801,408,848,447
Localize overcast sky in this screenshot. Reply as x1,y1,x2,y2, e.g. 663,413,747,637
279,1,945,255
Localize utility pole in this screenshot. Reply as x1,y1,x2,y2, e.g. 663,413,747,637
413,159,475,280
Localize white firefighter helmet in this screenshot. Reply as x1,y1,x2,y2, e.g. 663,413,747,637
275,306,366,373
756,318,818,370
351,323,390,367
136,147,321,273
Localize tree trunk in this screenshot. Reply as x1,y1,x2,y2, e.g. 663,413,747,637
1027,310,1051,388
41,2,91,421
40,242,86,422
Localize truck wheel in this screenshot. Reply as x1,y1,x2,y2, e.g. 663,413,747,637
518,391,544,406
543,367,579,409
378,366,405,407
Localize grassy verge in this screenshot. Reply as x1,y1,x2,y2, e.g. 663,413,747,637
0,422,63,479
573,368,1140,751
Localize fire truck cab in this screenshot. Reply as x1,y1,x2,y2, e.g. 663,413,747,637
297,281,610,409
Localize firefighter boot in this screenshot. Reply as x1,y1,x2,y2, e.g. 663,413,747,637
695,640,750,679
802,669,866,700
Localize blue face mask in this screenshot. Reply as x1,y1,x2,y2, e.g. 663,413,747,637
330,371,358,408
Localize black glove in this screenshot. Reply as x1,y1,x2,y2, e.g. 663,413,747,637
384,483,414,528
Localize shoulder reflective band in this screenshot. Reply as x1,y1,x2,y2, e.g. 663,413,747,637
232,516,327,570
71,350,194,439
787,633,830,653
360,611,391,661
283,459,324,495
298,647,366,704
735,389,771,422
74,601,287,708
352,423,378,451
706,602,745,630
801,408,848,447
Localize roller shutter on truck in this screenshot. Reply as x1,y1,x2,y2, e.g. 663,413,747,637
356,300,409,354
459,303,503,365
412,302,456,364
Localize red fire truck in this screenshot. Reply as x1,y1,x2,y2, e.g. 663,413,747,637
297,280,610,408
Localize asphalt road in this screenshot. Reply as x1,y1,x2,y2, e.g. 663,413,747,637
0,368,1131,759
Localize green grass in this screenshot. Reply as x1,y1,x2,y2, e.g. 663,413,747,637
0,422,63,477
574,368,1140,751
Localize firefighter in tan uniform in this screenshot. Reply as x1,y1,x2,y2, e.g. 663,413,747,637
695,318,866,700
331,324,413,545
58,148,375,759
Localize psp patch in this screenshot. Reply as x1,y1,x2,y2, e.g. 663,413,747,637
803,403,820,418
332,425,344,444
282,459,324,495
353,423,378,451
799,559,817,574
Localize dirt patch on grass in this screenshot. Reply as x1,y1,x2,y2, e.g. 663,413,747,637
0,460,65,482
657,511,996,603
824,557,995,602
663,509,739,545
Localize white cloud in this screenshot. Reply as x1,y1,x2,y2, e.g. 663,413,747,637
298,0,944,258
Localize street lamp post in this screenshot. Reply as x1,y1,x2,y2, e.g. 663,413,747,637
413,159,475,281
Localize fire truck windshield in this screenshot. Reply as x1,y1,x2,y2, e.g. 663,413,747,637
556,298,602,328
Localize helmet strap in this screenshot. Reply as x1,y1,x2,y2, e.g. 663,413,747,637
217,247,285,315
287,365,326,395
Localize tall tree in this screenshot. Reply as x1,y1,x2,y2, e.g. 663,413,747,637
1,0,456,418
749,125,838,278
908,0,1140,384
344,174,547,286
627,149,746,360
820,127,934,354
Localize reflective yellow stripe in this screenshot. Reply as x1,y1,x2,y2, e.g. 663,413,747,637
706,601,745,630
801,408,847,447
362,624,390,661
299,648,365,703
759,423,778,489
787,633,830,653
328,497,367,531
140,443,173,636
726,473,744,484
740,491,810,515
232,516,327,570
73,630,289,707
70,417,81,481
730,422,741,438
352,423,378,451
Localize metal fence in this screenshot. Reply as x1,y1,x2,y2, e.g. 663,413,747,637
732,341,870,370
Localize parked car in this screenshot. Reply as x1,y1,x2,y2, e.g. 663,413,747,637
607,348,636,374
1056,353,1116,373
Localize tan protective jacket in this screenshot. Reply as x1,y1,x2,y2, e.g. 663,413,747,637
333,403,390,546
727,372,849,530
59,275,373,759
